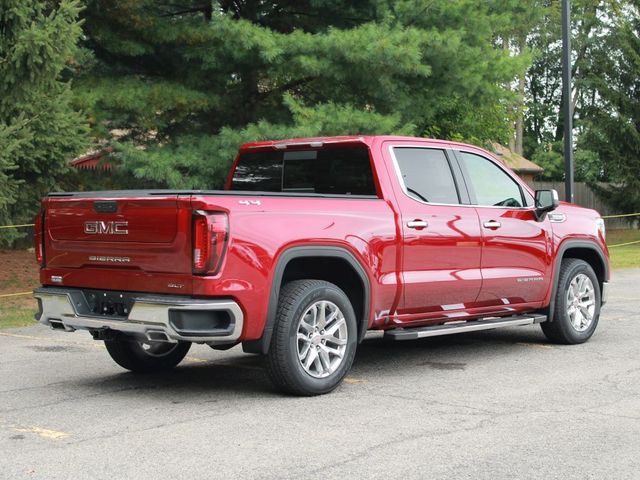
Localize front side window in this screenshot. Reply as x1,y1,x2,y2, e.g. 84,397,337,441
458,152,524,208
393,148,459,204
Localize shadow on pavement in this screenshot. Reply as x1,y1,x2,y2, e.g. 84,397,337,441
65,325,554,397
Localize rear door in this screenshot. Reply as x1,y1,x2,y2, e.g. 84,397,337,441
383,143,483,321
454,150,553,306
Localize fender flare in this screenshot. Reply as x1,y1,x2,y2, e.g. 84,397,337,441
243,246,371,355
547,240,609,322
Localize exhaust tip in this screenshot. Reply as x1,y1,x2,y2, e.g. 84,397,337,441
49,319,72,331
146,330,171,343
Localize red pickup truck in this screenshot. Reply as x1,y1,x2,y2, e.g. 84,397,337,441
34,136,609,395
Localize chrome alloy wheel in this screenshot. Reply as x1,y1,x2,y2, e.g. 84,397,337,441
296,300,348,378
566,273,596,332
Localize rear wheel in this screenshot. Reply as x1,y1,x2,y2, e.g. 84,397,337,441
541,258,601,344
104,338,191,373
267,280,358,396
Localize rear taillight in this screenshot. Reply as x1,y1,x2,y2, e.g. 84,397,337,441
34,210,44,266
192,211,228,275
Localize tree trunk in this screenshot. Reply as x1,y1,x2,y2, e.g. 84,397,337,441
515,71,525,155
555,89,564,142
511,36,526,155
503,37,516,152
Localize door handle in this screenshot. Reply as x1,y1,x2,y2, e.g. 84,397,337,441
483,220,501,229
407,220,428,229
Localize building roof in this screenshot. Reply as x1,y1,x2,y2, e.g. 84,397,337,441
490,143,544,174
69,147,114,171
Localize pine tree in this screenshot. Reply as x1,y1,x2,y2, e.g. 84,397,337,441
76,0,524,189
0,0,89,244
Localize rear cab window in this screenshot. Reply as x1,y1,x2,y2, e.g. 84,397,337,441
230,147,378,196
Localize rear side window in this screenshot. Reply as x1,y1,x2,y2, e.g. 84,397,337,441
458,152,524,208
230,147,376,196
393,148,459,204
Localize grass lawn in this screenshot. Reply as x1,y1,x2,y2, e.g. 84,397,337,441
607,229,640,269
0,297,36,329
0,249,38,330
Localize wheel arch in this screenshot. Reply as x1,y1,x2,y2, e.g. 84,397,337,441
243,246,372,354
547,240,609,322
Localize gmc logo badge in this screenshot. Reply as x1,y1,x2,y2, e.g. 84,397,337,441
84,221,129,235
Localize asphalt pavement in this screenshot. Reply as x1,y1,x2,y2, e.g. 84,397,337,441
1,269,639,479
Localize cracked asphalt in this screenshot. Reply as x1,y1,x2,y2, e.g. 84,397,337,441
1,270,639,480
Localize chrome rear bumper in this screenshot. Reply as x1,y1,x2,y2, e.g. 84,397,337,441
33,287,244,345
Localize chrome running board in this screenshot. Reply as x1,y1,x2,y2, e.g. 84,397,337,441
383,314,547,341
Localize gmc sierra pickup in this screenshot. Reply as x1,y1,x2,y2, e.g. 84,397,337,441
34,136,610,395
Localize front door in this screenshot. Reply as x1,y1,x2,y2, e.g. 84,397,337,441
384,144,484,322
454,150,553,307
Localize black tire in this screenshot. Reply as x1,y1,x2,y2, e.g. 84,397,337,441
267,280,358,396
541,258,601,344
104,338,191,373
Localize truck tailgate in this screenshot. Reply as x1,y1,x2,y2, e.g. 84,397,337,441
44,194,192,276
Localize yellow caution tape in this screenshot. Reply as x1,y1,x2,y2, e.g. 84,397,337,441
602,213,640,219
0,223,35,229
0,213,637,224
0,292,32,298
608,240,640,248
0,214,627,225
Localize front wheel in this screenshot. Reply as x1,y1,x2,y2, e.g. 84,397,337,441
104,338,191,373
541,259,601,344
267,280,358,396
